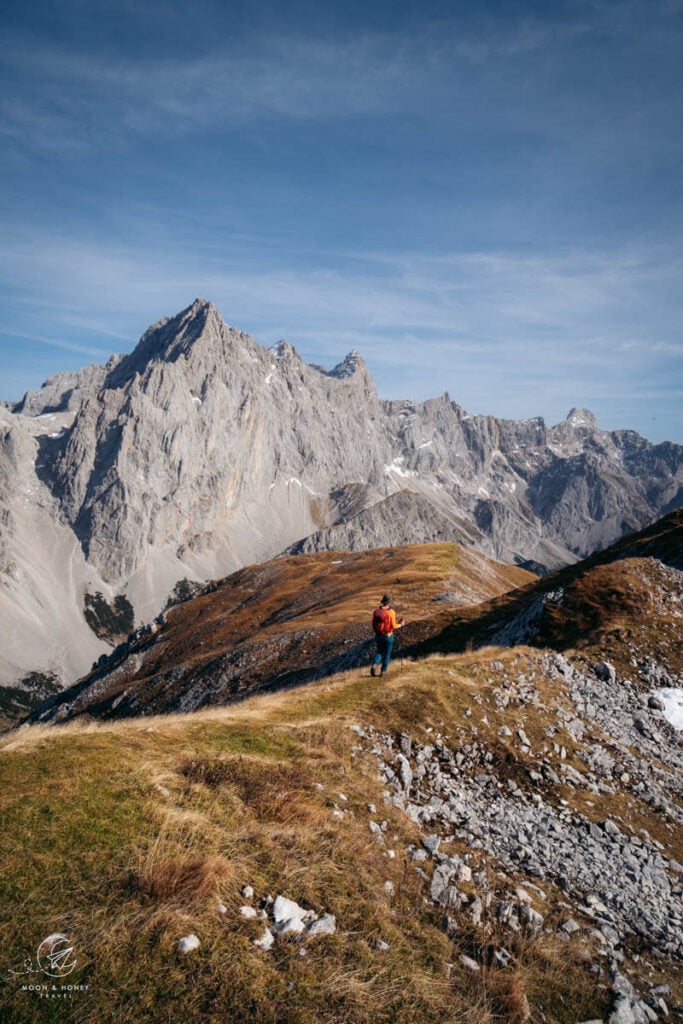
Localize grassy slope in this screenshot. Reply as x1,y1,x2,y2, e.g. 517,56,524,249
414,508,683,664
2,648,680,1024
29,542,534,723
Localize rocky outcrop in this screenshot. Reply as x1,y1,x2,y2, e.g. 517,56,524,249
9,358,122,416
285,490,483,555
2,298,682,688
353,649,683,961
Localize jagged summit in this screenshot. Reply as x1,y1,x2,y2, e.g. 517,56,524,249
104,298,224,389
270,339,303,364
564,407,599,430
327,350,366,379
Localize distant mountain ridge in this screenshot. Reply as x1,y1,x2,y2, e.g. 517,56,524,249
1,297,681,691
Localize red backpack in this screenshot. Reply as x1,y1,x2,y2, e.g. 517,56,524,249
372,606,393,635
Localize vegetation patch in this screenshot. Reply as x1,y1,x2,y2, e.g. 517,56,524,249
0,672,61,729
83,590,135,643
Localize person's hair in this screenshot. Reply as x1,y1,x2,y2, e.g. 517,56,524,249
380,594,391,606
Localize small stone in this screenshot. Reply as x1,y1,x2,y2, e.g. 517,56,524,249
241,885,254,899
273,895,307,923
306,913,336,937
384,880,395,896
422,834,440,855
217,903,227,915
561,919,580,935
253,928,275,951
459,954,480,972
240,906,257,919
177,934,200,954
376,939,390,952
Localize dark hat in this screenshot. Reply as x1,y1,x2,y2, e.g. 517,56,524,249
380,594,392,606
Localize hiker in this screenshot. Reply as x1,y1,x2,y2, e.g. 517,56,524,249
371,595,404,677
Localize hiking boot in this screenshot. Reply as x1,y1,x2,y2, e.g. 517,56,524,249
370,665,378,677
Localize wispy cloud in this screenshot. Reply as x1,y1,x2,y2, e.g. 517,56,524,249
1,229,681,437
3,4,680,158
0,328,111,359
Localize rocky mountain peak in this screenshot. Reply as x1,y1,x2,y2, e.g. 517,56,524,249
564,407,599,431
270,339,302,365
104,297,224,390
327,350,366,380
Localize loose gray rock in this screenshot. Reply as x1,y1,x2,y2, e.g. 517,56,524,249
253,928,275,951
459,954,481,972
177,934,200,954
306,914,337,937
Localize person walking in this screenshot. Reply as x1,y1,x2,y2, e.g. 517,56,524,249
371,595,404,677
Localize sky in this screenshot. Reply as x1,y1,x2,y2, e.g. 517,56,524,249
1,0,682,443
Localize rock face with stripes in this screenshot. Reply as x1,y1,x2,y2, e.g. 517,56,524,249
1,297,681,689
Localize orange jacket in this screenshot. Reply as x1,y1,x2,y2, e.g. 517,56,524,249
384,608,399,634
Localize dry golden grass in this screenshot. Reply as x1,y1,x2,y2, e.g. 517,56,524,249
10,540,534,728
0,647,675,1023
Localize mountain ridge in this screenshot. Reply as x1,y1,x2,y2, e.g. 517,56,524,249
1,299,681,692
21,508,682,729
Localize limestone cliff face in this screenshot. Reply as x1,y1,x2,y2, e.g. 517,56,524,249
1,297,682,688
49,300,392,590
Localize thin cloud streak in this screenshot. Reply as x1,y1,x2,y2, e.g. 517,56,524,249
1,231,680,439
4,234,681,352
2,6,682,159
0,328,110,359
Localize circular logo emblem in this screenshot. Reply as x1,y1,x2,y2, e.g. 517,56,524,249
36,934,77,978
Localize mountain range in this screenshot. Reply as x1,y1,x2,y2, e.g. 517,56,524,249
1,298,681,694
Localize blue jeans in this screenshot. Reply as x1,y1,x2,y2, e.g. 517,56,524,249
373,633,394,674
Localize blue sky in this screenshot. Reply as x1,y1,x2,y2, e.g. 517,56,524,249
1,0,682,443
